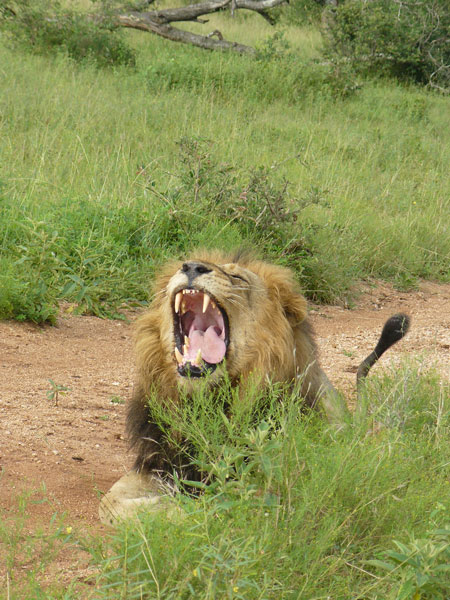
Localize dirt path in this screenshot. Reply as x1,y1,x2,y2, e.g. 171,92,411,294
1,282,449,532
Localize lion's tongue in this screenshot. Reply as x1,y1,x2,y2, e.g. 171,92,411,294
188,326,226,364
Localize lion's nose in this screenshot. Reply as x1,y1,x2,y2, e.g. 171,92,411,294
181,262,212,281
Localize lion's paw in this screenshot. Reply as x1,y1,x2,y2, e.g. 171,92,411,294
99,470,180,526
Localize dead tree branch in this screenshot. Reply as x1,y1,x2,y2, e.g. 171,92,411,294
113,0,287,53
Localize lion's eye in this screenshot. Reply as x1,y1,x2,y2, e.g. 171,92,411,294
230,274,248,284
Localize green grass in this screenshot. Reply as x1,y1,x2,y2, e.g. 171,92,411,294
0,487,91,599
1,18,448,597
91,366,449,600
4,366,447,599
0,17,449,320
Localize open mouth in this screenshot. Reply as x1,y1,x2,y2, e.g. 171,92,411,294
173,288,229,377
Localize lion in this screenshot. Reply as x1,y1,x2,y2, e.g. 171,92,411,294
99,250,410,525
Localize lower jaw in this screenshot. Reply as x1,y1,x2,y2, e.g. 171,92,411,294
177,361,218,378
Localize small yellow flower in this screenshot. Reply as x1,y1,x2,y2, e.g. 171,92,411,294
233,586,239,593
66,526,72,534
193,569,198,578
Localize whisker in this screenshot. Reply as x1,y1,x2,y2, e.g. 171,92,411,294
225,296,246,310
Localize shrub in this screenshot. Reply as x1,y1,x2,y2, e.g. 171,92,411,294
0,259,57,324
322,0,450,92
95,370,449,599
0,0,136,67
282,0,327,25
369,517,450,600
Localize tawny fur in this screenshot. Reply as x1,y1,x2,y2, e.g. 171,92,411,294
126,250,345,475
99,251,351,525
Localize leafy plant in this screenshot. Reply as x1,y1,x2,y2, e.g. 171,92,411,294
323,0,450,91
95,368,450,599
368,507,450,600
0,259,58,324
0,0,136,67
110,395,124,405
46,379,71,406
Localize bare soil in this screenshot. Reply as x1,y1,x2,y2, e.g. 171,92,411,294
1,281,448,545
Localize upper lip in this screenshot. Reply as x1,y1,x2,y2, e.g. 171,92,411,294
173,287,217,316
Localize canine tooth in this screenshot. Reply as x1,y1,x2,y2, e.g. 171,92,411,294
183,344,188,355
184,335,190,348
202,294,211,313
194,349,202,365
174,292,182,313
175,347,183,364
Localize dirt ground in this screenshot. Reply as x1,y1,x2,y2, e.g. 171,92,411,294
1,281,449,536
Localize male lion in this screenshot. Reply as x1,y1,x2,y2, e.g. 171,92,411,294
99,250,409,525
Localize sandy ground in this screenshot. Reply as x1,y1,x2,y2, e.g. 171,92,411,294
0,281,448,542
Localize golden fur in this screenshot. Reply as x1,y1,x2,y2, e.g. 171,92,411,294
136,250,343,407
135,250,317,403
125,250,347,480
99,251,408,525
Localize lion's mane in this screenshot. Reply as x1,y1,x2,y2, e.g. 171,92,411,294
127,250,330,478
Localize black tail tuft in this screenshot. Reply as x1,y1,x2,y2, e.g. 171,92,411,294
357,313,411,385
376,313,411,355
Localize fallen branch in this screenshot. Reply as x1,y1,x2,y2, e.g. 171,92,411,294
114,0,287,53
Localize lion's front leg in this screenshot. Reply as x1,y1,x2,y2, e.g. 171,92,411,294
302,363,350,426
99,470,176,526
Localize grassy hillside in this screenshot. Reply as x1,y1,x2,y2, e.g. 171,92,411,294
0,17,449,321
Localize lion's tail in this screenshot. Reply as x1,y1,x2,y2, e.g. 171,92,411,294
356,313,411,387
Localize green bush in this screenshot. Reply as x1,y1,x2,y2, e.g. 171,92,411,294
95,370,449,599
282,0,327,25
369,516,450,600
323,0,450,91
0,0,136,67
144,49,356,102
0,259,57,324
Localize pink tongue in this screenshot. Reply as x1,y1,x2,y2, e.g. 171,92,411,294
189,326,226,364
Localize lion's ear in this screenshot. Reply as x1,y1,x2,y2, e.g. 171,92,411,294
278,282,307,324
261,265,307,324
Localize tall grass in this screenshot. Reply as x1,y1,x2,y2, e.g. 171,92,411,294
0,18,449,321
3,367,447,599
93,366,449,599
0,487,90,599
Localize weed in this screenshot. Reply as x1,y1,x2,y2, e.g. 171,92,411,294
368,505,450,600
342,349,355,358
46,379,71,406
0,487,89,598
110,395,124,405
